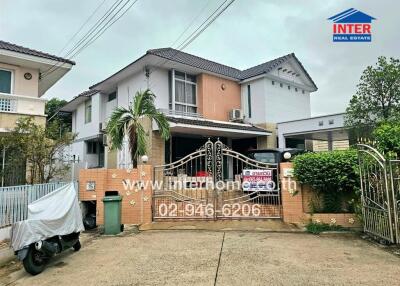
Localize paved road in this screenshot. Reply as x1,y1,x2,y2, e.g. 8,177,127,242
1,231,399,286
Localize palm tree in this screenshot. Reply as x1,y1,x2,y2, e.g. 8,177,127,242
106,89,170,167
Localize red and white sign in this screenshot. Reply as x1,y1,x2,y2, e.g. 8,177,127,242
242,169,274,191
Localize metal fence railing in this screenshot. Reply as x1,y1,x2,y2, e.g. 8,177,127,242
0,181,68,228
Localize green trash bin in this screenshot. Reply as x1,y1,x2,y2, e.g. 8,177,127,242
102,194,123,235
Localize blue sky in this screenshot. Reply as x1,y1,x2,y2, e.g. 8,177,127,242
0,0,398,115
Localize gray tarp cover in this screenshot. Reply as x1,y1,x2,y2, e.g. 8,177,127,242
11,183,84,251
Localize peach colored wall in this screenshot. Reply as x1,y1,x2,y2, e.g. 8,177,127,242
197,73,241,121
79,166,153,225
0,62,39,97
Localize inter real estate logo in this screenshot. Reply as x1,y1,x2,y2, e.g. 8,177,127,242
328,8,376,42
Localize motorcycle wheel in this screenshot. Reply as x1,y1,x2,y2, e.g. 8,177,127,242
73,240,81,251
23,245,46,275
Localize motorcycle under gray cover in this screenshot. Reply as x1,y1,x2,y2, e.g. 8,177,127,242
10,183,84,251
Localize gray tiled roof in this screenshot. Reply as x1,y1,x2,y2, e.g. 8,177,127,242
147,48,242,79
147,48,317,89
59,89,99,112
166,116,270,133
76,89,99,98
0,40,75,65
240,54,292,79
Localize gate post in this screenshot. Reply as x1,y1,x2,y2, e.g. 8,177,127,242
279,162,305,224
138,164,153,224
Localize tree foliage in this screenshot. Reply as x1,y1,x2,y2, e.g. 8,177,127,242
106,89,170,167
345,57,400,128
45,98,72,138
373,120,400,158
0,118,76,184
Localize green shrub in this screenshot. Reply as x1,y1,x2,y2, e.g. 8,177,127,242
305,222,346,234
293,150,359,213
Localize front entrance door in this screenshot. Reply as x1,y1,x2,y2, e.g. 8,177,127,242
152,139,281,220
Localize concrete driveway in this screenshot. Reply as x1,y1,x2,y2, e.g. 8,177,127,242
1,231,399,286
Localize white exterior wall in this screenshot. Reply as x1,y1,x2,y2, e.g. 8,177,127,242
243,77,311,124
117,68,169,110
73,93,101,140
68,67,170,170
263,77,311,123
269,61,306,85
241,78,265,123
102,96,117,126
116,67,169,168
70,92,102,169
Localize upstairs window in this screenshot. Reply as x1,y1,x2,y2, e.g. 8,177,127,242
0,69,12,94
85,98,92,123
173,71,197,114
108,91,117,102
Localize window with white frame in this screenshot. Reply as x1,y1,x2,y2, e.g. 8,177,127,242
0,69,12,94
173,71,197,113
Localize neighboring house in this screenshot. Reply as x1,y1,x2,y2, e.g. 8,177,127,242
60,89,107,169
0,40,75,185
61,48,317,169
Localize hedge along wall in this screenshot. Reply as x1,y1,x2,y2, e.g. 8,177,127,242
280,152,361,228
293,150,359,214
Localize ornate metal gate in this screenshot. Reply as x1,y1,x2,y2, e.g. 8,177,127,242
389,160,400,243
358,144,400,243
153,139,281,220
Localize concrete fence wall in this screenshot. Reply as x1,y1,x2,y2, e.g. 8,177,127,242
79,163,359,228
79,165,153,225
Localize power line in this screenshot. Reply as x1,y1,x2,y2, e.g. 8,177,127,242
62,0,126,59
70,0,139,59
42,0,136,79
42,0,125,77
154,0,235,68
176,0,230,50
57,0,108,55
170,0,213,48
179,0,235,50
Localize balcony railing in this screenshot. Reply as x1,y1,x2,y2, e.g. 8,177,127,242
158,108,203,118
0,93,46,116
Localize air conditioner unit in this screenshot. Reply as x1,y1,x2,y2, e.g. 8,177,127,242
102,134,108,146
229,109,244,122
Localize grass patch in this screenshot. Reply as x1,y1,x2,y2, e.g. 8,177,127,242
306,222,347,234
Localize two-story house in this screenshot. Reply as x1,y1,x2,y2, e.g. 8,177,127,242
0,40,75,185
61,48,317,170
